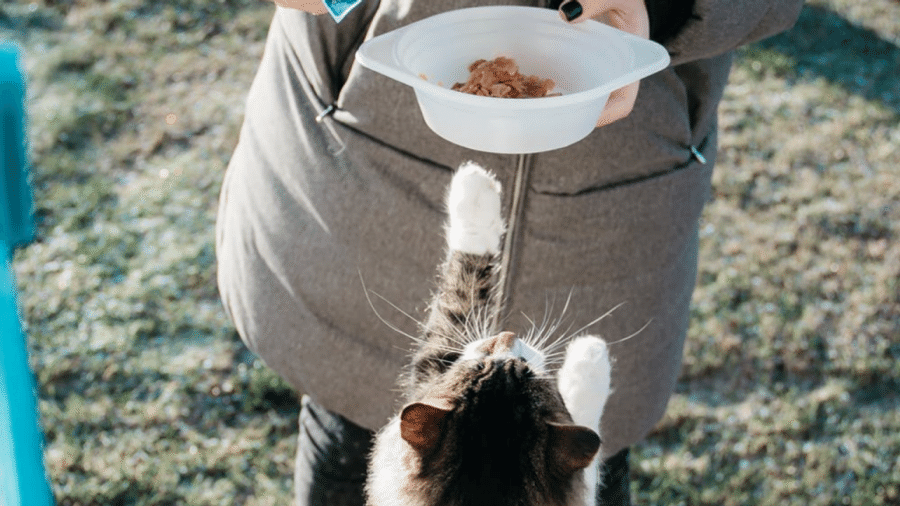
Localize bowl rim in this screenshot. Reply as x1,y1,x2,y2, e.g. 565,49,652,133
356,6,670,111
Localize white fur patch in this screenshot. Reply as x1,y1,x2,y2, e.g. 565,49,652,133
557,335,612,506
446,162,505,255
367,418,415,506
459,339,484,362
460,336,547,374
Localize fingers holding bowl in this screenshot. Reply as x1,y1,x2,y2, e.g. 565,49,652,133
596,81,639,127
553,0,650,127
555,0,649,38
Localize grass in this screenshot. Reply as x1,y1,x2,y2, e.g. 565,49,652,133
3,0,899,504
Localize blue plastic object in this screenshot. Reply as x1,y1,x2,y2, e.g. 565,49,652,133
0,43,34,249
324,0,363,22
0,41,54,506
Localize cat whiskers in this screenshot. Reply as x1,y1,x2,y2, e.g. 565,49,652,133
434,299,493,352
359,271,493,357
538,348,570,369
553,301,627,346
606,317,654,346
437,272,502,351
358,270,441,353
519,290,577,359
428,322,476,355
519,298,636,372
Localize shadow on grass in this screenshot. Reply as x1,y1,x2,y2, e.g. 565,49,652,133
851,376,900,407
753,3,900,114
0,5,64,31
132,0,262,33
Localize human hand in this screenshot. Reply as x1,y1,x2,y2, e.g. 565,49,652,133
552,0,650,127
267,0,329,14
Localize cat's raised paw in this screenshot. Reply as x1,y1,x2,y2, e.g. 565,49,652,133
446,162,505,255
557,336,612,429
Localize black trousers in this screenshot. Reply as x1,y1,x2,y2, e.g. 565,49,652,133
295,396,632,506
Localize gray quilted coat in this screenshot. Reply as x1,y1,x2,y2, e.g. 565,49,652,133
216,0,803,457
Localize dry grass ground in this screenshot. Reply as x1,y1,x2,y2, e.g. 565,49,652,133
3,0,898,504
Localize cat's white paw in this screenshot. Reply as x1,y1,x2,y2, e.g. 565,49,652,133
446,162,505,255
557,335,612,430
557,335,612,506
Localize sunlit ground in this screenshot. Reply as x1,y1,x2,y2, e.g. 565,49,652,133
3,0,898,504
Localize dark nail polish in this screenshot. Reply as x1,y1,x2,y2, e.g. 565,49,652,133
561,1,583,21
547,0,564,10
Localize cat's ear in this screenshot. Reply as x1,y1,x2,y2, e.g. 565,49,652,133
547,422,601,473
400,398,454,453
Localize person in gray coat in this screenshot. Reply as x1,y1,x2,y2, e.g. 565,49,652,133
215,0,804,504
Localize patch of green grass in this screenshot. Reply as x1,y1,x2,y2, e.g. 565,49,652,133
4,0,899,504
639,2,899,503
734,45,799,81
6,1,296,504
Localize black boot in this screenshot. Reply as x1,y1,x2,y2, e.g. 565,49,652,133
597,448,632,506
295,395,375,506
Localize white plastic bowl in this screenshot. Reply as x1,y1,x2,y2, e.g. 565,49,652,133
355,6,670,154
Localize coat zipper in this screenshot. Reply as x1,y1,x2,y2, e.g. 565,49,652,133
494,153,533,330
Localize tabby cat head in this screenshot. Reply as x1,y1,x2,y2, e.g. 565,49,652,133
367,332,600,506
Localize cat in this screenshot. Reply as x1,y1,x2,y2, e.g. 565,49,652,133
366,162,613,506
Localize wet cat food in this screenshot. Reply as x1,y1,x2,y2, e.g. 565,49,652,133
451,57,559,98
